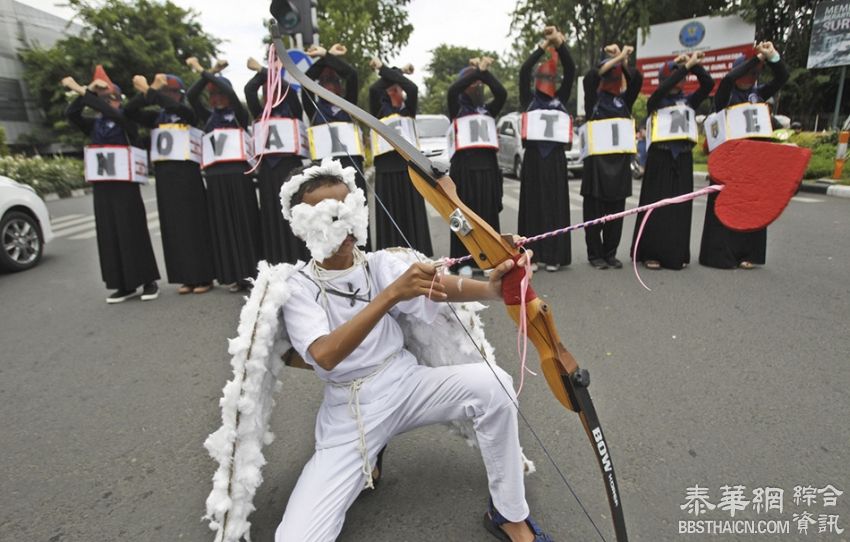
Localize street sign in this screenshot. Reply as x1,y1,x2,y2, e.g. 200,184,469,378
282,49,313,91
807,0,850,69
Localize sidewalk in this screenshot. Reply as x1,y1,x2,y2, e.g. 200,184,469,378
694,171,850,199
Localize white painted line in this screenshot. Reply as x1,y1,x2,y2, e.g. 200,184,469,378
51,216,95,230
53,221,98,237
791,195,822,203
68,230,97,240
502,194,519,210
50,214,85,225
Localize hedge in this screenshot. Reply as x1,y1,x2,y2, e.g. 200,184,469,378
0,155,86,197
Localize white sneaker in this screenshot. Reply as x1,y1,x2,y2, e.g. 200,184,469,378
458,265,473,277
545,264,560,272
530,263,539,272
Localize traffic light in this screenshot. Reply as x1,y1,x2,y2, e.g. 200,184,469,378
270,0,318,46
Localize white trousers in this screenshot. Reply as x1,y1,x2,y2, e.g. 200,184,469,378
275,362,529,541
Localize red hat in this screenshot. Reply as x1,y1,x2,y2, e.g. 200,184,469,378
535,48,558,97
92,64,120,97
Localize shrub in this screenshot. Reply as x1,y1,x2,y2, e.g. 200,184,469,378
0,155,86,196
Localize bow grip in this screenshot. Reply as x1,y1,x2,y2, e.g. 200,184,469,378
500,254,538,305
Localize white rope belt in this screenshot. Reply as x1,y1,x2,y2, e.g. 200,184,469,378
329,350,400,489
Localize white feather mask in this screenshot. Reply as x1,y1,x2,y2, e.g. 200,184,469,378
289,188,369,261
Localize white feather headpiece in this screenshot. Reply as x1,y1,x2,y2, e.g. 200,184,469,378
279,157,359,220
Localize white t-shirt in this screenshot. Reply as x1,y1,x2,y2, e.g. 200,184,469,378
283,250,440,383
283,251,441,448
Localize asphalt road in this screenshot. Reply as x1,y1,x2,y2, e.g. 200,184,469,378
1,177,848,542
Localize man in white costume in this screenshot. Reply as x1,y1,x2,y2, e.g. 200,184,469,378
275,158,552,541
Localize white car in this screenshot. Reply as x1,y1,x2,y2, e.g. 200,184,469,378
415,114,450,158
497,112,583,178
0,175,53,272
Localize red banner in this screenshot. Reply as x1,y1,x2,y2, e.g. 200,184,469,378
636,44,754,96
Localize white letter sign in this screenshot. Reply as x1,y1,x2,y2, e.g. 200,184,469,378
521,110,572,144
647,105,698,147
84,145,148,183
370,114,419,157
150,124,203,163
201,128,253,168
578,118,636,159
253,117,309,157
308,122,364,160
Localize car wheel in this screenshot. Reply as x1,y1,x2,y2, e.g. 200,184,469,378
0,211,43,272
513,155,523,179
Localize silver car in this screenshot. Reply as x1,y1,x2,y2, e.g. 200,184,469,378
0,175,53,271
497,112,582,179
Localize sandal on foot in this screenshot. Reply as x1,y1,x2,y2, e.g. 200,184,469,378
193,283,212,294
177,284,193,295
372,445,387,487
645,260,661,270
738,261,755,270
483,498,553,542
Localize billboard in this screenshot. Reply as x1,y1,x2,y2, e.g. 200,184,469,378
636,15,756,95
807,0,850,69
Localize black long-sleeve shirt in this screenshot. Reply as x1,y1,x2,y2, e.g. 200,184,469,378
302,55,359,123
65,90,139,145
519,43,575,110
186,71,250,129
368,65,418,118
124,89,197,129
244,68,304,120
446,69,507,120
647,64,715,114
714,56,789,111
583,66,643,119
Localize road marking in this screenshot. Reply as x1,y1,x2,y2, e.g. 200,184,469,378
51,216,95,230
50,214,85,226
792,195,822,203
53,220,99,237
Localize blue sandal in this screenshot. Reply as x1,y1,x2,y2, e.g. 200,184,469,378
483,498,554,541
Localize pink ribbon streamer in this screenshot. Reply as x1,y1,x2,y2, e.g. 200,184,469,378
246,44,291,175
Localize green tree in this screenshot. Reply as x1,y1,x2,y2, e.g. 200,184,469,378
315,0,413,107
19,0,220,145
0,126,9,157
420,44,520,116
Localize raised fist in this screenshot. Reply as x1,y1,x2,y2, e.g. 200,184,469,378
211,59,229,74
468,57,481,68
329,43,347,56
478,56,494,71
246,57,263,72
622,45,634,57
61,76,85,95
369,57,382,72
306,45,327,58
401,63,414,75
673,54,689,65
603,44,621,57
132,75,149,94
151,73,168,90
186,57,203,73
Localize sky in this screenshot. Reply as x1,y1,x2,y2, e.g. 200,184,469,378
17,0,518,93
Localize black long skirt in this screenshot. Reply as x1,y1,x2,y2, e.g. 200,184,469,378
630,147,693,269
336,155,371,251
92,182,160,290
374,152,433,256
449,149,503,264
518,144,571,266
204,163,262,284
258,156,308,264
581,154,632,260
153,161,215,285
699,183,766,268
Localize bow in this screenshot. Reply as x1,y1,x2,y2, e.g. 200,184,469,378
270,23,628,541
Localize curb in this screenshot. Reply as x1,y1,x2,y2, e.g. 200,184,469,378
798,180,850,198
42,187,92,202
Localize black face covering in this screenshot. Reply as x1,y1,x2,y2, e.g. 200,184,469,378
467,85,485,107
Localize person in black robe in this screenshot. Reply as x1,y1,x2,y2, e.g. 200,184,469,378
244,56,309,264
62,68,160,303
125,73,215,293
302,43,371,251
186,57,261,292
447,56,507,275
581,44,643,269
630,52,714,270
517,26,575,272
699,41,789,269
368,57,433,255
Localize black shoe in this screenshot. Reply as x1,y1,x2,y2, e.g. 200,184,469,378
140,282,159,301
106,289,139,304
589,258,609,270
605,256,623,269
